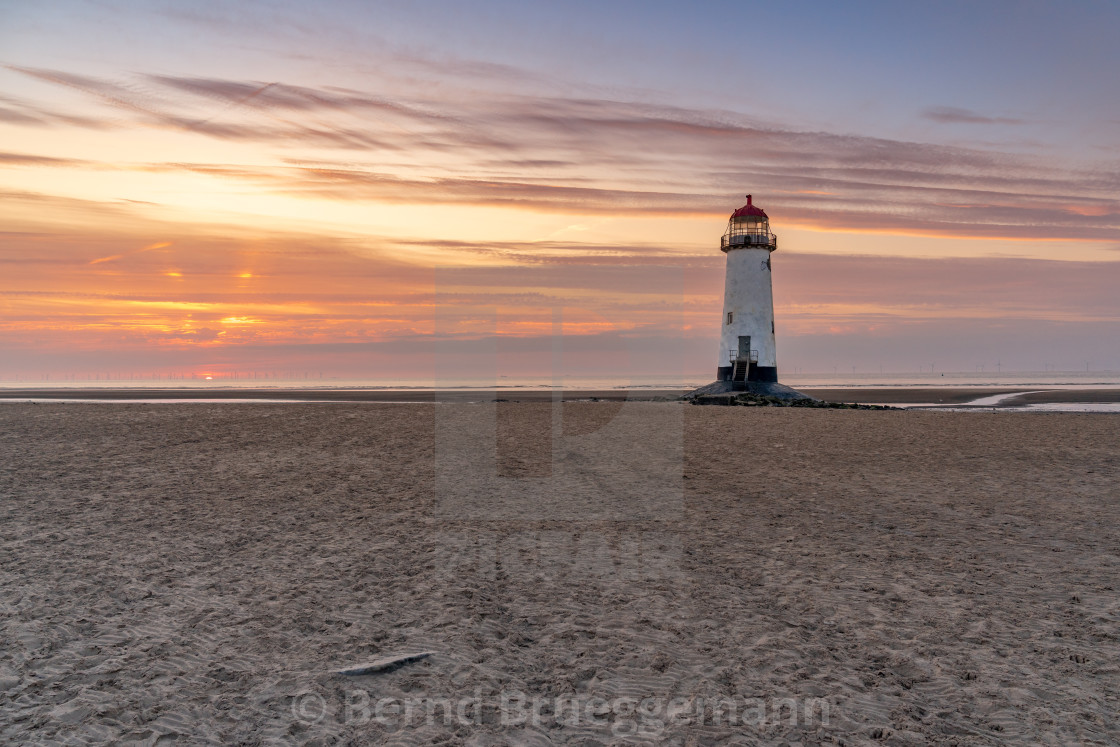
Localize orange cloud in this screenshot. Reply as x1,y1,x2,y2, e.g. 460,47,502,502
87,241,172,266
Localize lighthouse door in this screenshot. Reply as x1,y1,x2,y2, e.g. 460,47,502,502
737,336,751,359
732,336,752,384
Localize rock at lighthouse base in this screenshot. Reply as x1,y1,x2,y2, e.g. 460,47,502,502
682,379,819,406
682,381,900,409
684,380,814,401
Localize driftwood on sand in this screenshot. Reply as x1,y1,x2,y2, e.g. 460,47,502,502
337,652,434,676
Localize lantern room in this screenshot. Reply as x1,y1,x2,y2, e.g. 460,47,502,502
721,195,778,252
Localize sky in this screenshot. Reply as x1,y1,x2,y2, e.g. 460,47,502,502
1,0,1118,382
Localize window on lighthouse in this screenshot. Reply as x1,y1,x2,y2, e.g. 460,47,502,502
727,312,733,324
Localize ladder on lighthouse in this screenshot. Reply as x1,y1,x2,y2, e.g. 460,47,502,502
729,348,759,384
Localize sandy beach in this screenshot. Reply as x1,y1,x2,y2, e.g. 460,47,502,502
1,403,1118,744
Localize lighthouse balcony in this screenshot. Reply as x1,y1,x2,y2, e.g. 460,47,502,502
720,231,777,252
729,349,759,365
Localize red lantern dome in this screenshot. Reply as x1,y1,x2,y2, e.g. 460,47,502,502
730,194,768,219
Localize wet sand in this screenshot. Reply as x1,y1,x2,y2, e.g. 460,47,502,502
799,388,1120,407
6,386,1118,407
0,388,681,403
1,403,1118,744
1002,389,1120,406
797,387,1030,405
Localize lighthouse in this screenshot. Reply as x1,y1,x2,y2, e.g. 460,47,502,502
716,195,779,387
686,195,809,402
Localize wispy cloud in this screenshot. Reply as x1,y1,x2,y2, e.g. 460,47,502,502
922,106,1025,125
0,151,85,166
4,66,1119,242
775,253,1120,324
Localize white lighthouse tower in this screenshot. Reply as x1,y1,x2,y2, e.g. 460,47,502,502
716,195,779,387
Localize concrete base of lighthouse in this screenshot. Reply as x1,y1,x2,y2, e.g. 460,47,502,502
716,365,778,383
683,379,814,401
